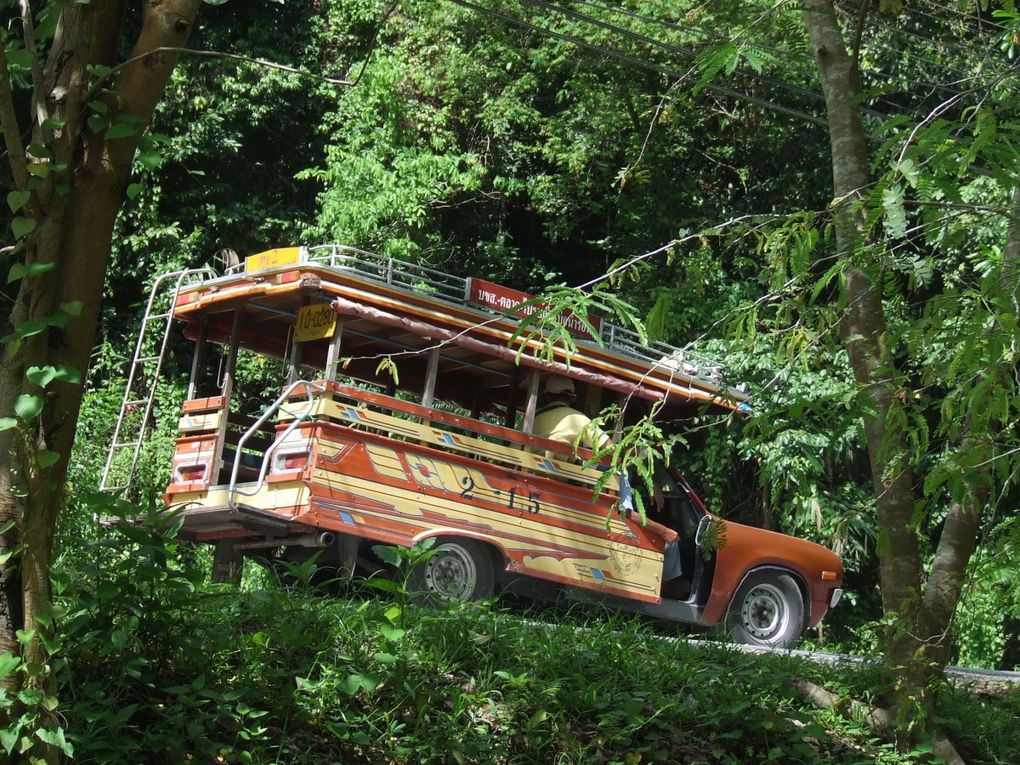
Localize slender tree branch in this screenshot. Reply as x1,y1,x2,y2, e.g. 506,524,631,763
619,75,690,189
18,0,47,144
87,46,354,103
1005,185,1020,317
0,48,29,190
849,0,871,87
349,2,399,88
895,89,973,167
575,214,779,292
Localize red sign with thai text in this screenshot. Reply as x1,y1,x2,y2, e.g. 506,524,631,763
466,278,602,341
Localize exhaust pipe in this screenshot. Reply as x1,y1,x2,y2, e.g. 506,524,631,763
286,532,335,548
234,532,337,551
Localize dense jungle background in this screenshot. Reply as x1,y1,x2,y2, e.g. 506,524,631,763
2,1,1020,762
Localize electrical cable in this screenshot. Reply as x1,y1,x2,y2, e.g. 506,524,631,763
569,0,993,115
445,0,834,127
572,0,815,62
517,0,856,112
478,0,981,132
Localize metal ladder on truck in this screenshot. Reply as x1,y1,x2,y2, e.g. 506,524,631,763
100,267,217,494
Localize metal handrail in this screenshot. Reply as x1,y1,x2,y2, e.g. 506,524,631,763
227,379,325,511
309,244,468,302
304,246,733,389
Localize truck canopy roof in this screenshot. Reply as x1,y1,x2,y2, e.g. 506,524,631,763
173,245,751,421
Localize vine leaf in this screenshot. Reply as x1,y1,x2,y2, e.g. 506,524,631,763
105,122,137,140
6,190,30,213
882,183,907,240
14,394,43,421
25,365,80,388
36,450,60,469
26,367,57,388
12,217,36,239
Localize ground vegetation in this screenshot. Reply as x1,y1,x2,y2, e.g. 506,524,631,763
2,0,1019,761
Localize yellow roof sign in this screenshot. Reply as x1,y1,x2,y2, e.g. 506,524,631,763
245,247,302,272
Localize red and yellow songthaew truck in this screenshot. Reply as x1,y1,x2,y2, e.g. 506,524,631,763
102,245,843,647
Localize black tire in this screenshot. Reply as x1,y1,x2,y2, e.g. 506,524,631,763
211,539,244,585
726,571,805,648
408,537,496,603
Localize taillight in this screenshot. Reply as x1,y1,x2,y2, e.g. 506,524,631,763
175,464,207,483
274,450,309,473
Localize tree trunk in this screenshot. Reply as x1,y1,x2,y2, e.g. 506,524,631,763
915,184,1020,655
801,0,1019,742
0,2,202,756
800,0,925,728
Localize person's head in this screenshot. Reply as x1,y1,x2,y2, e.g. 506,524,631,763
544,376,576,403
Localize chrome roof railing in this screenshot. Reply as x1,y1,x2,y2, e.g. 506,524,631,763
224,244,740,393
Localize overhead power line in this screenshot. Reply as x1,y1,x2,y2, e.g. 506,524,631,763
572,0,1007,123
519,0,833,106
444,0,1010,148
446,0,832,128
572,0,1008,119
574,0,812,61
528,0,998,126
448,0,980,133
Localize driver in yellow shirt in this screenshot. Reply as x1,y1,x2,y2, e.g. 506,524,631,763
533,375,610,454
533,376,686,597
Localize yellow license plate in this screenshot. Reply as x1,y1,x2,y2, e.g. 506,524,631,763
295,303,337,342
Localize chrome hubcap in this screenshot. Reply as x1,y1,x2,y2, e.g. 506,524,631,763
422,545,477,600
741,583,789,641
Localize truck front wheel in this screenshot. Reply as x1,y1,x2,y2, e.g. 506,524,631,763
727,571,805,648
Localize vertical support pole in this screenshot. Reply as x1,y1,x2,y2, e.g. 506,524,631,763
421,348,441,410
287,336,304,385
186,317,207,400
504,368,521,429
216,310,243,483
585,382,602,418
220,310,241,395
324,318,344,383
470,386,482,420
520,370,541,435
221,309,242,398
287,299,307,386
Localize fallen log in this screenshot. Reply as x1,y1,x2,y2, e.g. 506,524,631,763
791,679,966,765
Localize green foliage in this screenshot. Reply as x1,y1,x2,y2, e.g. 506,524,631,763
509,283,647,366
40,503,1020,763
953,519,1020,669
303,1,829,289
0,635,72,761
28,0,1020,740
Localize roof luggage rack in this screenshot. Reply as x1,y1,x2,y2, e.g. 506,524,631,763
225,244,737,391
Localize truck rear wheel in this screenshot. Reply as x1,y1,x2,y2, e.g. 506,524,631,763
409,537,496,602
